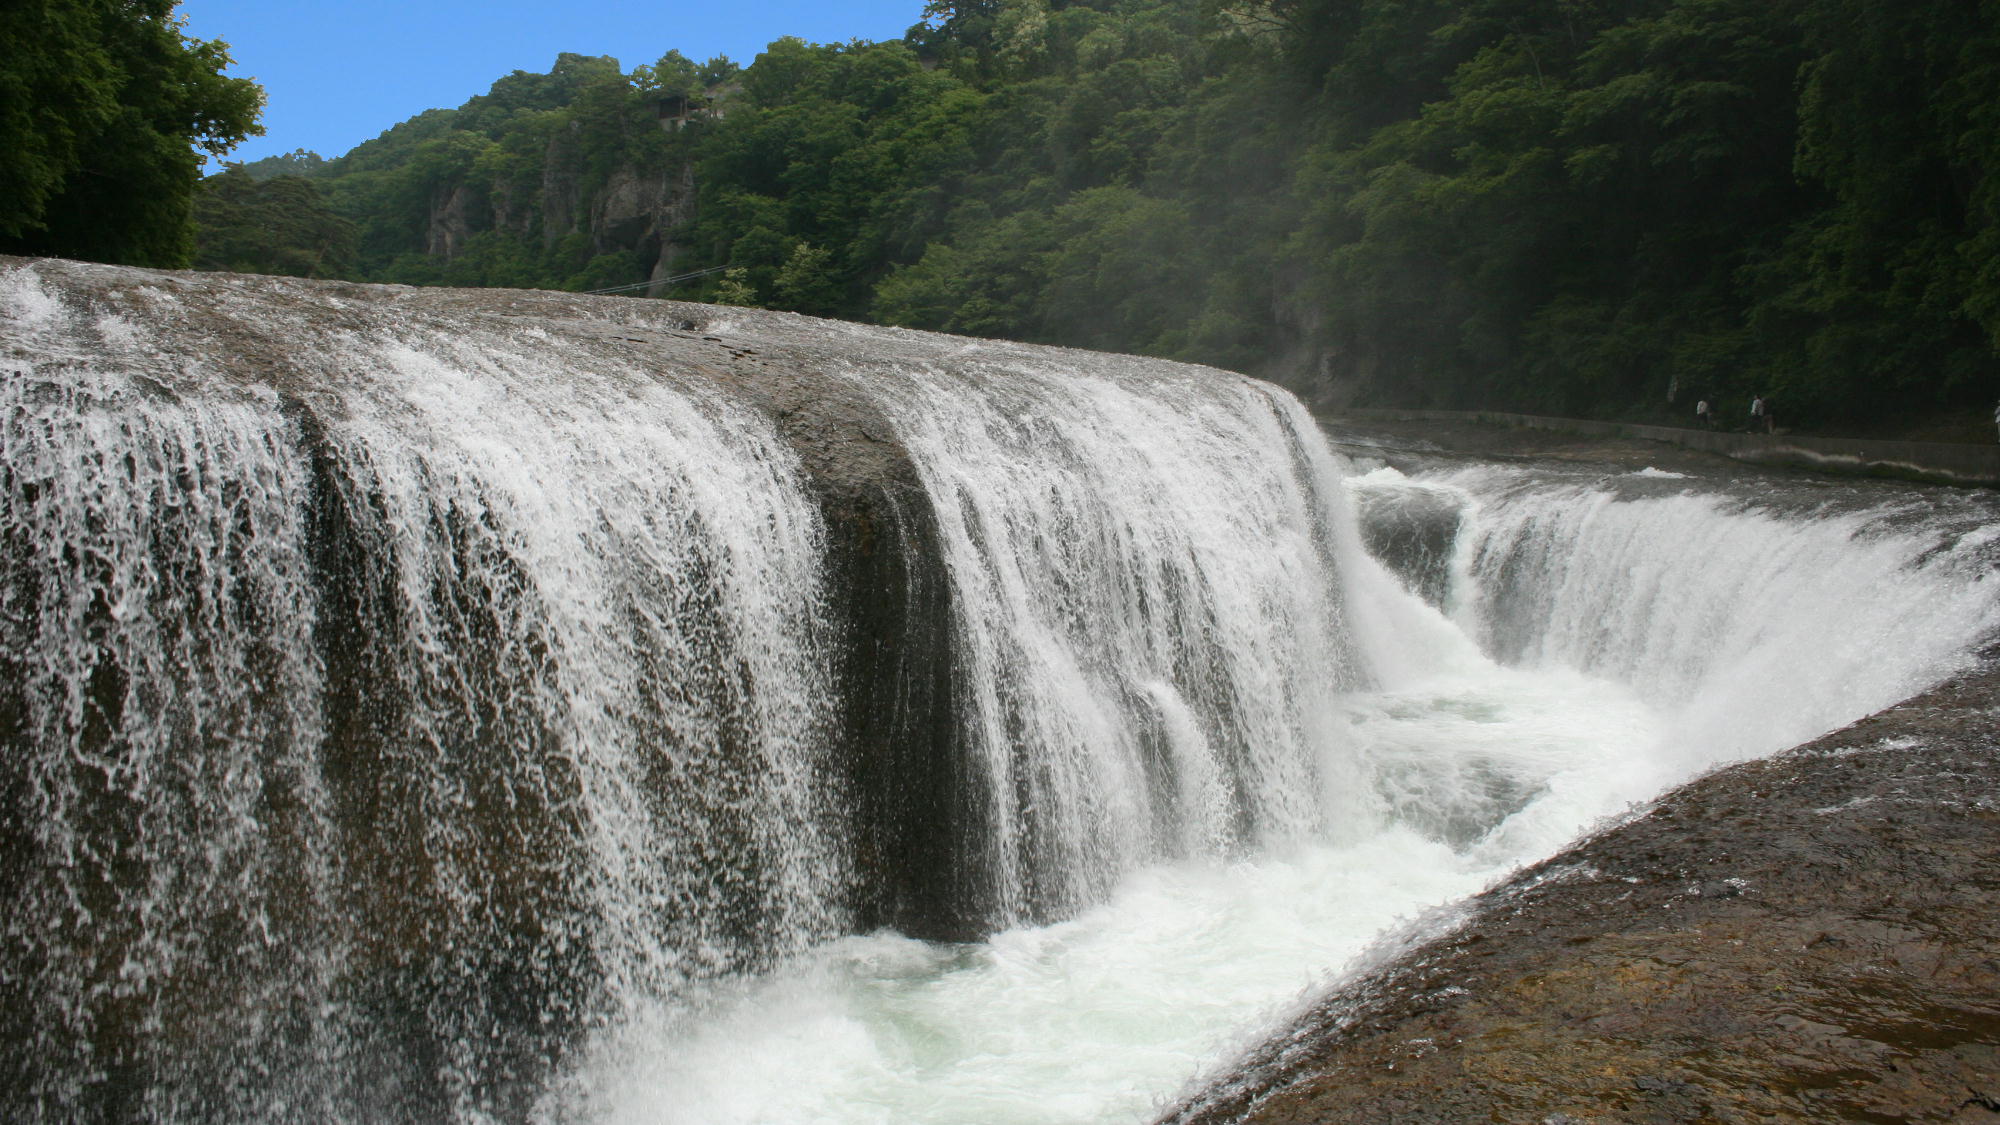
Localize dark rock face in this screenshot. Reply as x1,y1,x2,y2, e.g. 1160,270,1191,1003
821,484,982,938
1164,657,2000,1125
1349,483,1463,610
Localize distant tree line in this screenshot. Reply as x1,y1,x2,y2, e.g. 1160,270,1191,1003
10,0,1997,433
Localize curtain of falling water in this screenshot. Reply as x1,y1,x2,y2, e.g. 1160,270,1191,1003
0,279,848,1121
0,371,339,1121
1433,466,2000,764
857,358,1375,928
1341,462,2000,859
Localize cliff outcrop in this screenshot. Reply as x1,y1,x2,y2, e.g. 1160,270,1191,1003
434,135,695,287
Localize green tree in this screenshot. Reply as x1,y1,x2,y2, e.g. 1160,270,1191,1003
193,167,356,277
633,50,701,97
144,0,2000,433
1748,0,2000,424
714,266,758,305
0,0,263,266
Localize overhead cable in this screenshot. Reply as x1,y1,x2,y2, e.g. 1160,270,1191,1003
582,263,733,296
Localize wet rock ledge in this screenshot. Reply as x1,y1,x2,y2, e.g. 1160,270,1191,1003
1164,657,2000,1124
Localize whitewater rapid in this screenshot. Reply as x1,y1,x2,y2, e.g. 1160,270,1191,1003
544,457,2000,1124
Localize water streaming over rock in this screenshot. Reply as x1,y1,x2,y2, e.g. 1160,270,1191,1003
0,261,1391,1120
2,264,851,1119
1340,461,2000,863
859,358,1374,928
1354,462,2000,757
4,260,1999,1122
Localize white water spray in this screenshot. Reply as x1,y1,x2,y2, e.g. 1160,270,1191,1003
858,357,1370,923
566,456,2000,1125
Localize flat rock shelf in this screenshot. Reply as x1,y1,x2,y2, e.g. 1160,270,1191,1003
1163,656,2000,1124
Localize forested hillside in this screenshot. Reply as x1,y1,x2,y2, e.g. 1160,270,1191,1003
193,0,2000,432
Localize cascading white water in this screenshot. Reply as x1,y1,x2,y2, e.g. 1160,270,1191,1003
856,356,1371,923
6,261,2000,1125
0,367,343,1120
1343,462,2000,831
316,325,848,990
1340,462,2000,871
1433,464,2000,765
1,266,848,1120
565,455,1999,1125
535,345,1398,1124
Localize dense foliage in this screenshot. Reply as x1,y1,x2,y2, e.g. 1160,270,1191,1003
1,0,262,267
192,167,355,277
189,0,2000,430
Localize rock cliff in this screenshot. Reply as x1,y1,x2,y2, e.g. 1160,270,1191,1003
413,129,697,288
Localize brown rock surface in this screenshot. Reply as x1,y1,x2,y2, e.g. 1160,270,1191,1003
1164,660,2000,1124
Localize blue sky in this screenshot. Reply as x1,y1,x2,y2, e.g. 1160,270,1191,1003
178,0,931,166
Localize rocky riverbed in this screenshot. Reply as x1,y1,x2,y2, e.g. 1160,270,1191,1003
1162,418,2000,1124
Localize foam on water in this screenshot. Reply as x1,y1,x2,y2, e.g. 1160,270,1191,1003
547,835,1492,1125
541,648,1670,1123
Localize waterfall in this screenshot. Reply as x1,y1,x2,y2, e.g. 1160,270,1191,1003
1,369,342,1121
2,265,848,1120
1350,462,2000,753
857,354,1371,928
2,261,1381,1121
1342,461,2000,860
5,260,1999,1123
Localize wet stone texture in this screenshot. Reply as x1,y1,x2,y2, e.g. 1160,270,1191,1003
1165,658,2000,1125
